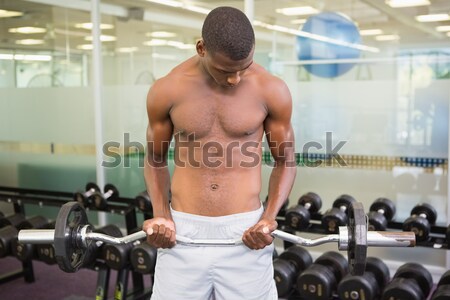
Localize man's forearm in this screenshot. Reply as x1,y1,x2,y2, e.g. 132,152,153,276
144,155,172,218
263,162,296,220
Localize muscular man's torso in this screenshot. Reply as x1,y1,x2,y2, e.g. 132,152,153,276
166,57,271,216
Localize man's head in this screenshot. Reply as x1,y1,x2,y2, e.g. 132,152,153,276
201,6,255,60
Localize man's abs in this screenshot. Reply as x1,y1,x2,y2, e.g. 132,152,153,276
170,165,262,216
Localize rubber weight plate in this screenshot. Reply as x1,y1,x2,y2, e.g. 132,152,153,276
347,202,367,275
54,202,91,272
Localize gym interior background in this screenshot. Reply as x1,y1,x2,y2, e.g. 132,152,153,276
0,0,449,298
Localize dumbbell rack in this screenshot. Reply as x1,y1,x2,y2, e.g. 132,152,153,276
0,186,152,300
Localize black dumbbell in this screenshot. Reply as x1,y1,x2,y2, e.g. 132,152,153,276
297,251,349,300
90,184,119,210
135,191,152,214
382,262,433,300
0,226,18,257
402,203,437,242
264,195,289,217
11,216,49,261
0,214,26,229
445,224,450,246
321,195,356,233
130,243,157,274
102,228,142,270
36,221,57,264
285,192,322,230
83,224,123,267
74,182,100,208
338,257,390,300
273,246,313,297
431,270,450,300
368,197,396,231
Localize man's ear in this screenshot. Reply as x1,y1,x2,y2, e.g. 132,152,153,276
196,39,206,57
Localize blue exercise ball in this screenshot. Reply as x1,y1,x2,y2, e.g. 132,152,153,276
297,12,361,78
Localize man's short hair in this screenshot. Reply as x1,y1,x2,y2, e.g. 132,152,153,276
202,6,255,61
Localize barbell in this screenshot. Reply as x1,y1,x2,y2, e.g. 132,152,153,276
18,201,415,275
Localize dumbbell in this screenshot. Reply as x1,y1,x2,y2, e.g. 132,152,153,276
445,224,450,246
297,251,349,300
36,221,57,264
84,224,123,267
74,182,100,208
135,191,152,214
90,184,119,210
431,270,450,300
402,203,437,242
322,195,356,233
102,228,143,270
264,195,289,217
368,197,396,231
338,257,390,300
285,192,322,230
382,262,433,300
0,214,26,229
273,246,312,297
130,243,157,274
0,225,18,257
11,216,49,261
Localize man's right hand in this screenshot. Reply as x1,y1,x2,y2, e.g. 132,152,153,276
142,217,176,248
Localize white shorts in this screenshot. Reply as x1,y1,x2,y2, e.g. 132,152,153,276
150,205,277,300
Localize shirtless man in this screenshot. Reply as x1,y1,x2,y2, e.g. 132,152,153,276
143,6,296,300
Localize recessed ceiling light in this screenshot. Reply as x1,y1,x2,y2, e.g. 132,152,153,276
84,35,117,42
146,31,177,38
436,25,450,32
9,27,47,34
116,47,139,53
290,19,307,25
375,34,400,41
77,44,93,50
275,6,319,16
386,0,430,8
360,29,384,36
75,23,114,30
15,39,45,45
0,9,23,18
146,0,182,8
143,39,195,49
415,14,450,22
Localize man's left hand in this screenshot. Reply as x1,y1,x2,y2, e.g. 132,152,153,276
242,218,278,250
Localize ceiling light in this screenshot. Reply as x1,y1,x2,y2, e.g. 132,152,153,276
77,44,93,50
85,35,117,42
143,39,167,46
386,0,430,8
0,54,14,60
75,23,114,30
147,31,177,38
0,9,23,18
152,53,177,60
146,0,182,8
375,34,400,41
9,27,47,34
290,19,307,25
275,6,318,16
15,39,45,45
0,54,51,61
415,14,450,22
143,39,195,49
436,25,450,32
183,5,211,15
360,29,384,36
116,47,139,53
447,32,450,37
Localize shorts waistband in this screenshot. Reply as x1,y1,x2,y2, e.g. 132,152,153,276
170,204,263,226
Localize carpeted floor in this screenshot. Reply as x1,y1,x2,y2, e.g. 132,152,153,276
0,257,150,300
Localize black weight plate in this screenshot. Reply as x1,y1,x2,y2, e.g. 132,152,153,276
90,192,108,210
17,216,48,230
322,208,347,233
104,183,119,198
402,216,430,242
370,197,396,221
0,214,26,228
54,202,90,272
394,262,433,297
333,194,356,211
432,285,450,300
273,259,297,297
130,243,157,274
338,273,378,300
297,264,336,300
12,238,35,261
298,192,322,213
382,277,424,300
0,225,18,257
279,245,313,272
86,182,100,193
285,206,310,230
411,203,437,225
102,243,133,270
347,202,367,276
366,257,390,288
315,251,348,282
368,211,388,231
36,244,56,265
437,270,450,286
